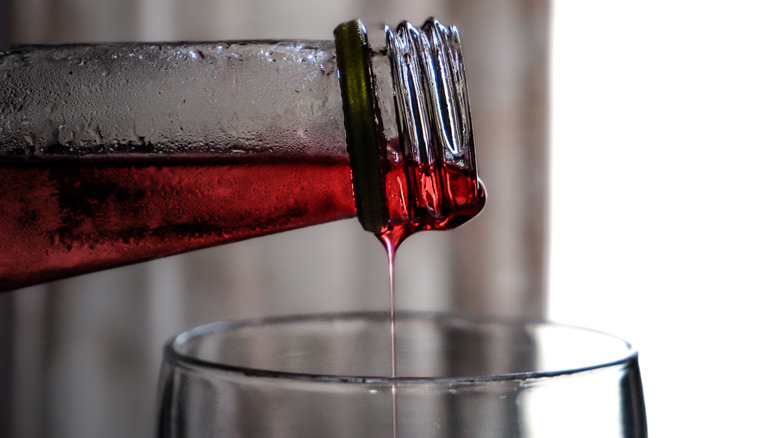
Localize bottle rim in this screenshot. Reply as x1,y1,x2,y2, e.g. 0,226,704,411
334,18,483,236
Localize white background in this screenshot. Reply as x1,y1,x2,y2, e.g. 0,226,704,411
549,1,780,436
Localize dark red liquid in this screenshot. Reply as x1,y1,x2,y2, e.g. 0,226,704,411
379,161,486,249
0,156,356,290
0,149,484,291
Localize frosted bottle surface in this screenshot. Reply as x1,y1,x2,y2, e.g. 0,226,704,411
0,41,347,158
0,41,356,290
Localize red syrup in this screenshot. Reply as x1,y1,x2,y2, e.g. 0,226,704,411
0,155,356,290
376,159,486,438
379,161,487,250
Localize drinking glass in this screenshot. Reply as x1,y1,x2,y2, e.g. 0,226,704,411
156,312,647,437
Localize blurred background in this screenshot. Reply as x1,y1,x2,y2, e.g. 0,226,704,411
1,0,779,437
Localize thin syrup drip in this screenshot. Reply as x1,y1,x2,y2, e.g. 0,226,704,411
378,231,403,438
378,225,408,385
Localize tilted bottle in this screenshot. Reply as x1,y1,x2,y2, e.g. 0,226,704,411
0,19,485,291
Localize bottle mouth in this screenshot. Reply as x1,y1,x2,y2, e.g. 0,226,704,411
335,18,484,238
384,20,475,171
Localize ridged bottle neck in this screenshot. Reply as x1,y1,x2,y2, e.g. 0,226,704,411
336,18,484,243
382,19,474,170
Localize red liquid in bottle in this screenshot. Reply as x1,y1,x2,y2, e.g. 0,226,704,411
0,155,356,290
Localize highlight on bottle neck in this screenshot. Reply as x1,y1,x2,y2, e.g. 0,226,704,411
384,20,474,171
334,18,485,241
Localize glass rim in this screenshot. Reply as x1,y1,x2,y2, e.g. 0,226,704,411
164,311,638,385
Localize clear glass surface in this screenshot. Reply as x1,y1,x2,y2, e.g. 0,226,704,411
156,312,647,437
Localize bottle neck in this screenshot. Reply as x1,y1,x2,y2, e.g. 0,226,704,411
335,19,484,244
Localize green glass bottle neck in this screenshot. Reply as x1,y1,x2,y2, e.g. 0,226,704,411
334,18,483,237
334,20,387,234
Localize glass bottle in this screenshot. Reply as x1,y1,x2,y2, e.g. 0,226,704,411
0,18,485,291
